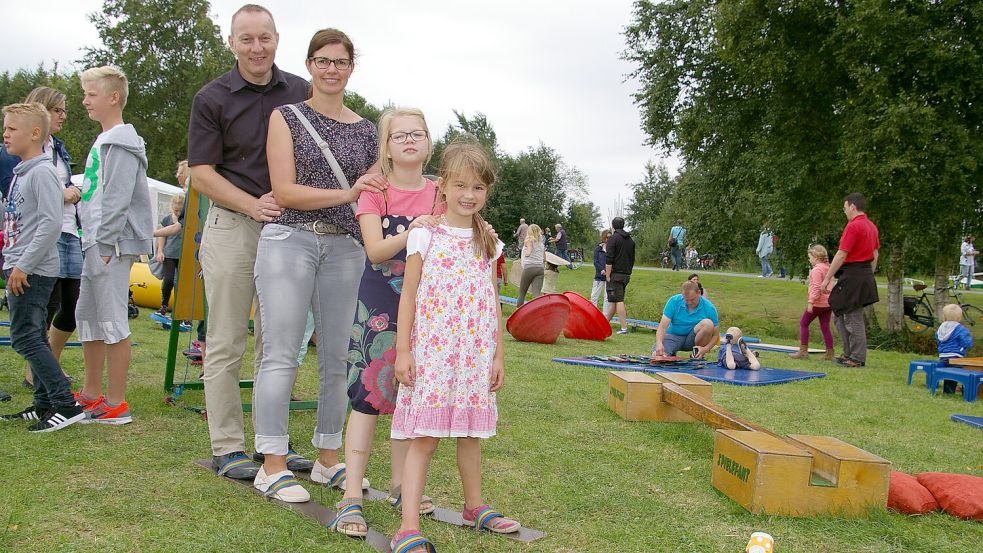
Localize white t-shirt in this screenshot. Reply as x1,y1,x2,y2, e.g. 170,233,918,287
406,224,504,262
961,241,977,266
44,138,78,235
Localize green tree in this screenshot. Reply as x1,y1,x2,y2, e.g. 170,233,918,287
81,0,234,182
564,200,602,250
0,65,100,172
625,0,983,332
625,161,672,231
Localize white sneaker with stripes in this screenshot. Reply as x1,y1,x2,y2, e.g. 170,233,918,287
27,403,85,433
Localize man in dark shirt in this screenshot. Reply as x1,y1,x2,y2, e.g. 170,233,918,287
552,223,572,269
604,217,635,334
188,4,308,480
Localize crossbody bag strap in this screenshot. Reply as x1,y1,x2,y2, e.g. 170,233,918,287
284,104,357,214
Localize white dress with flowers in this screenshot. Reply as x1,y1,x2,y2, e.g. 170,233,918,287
391,224,504,439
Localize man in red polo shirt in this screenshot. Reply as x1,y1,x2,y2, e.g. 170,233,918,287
822,192,880,367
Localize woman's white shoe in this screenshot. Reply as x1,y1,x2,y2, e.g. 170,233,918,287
253,467,310,503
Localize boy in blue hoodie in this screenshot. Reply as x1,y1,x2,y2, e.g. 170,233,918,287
74,66,153,425
0,103,84,432
936,303,974,394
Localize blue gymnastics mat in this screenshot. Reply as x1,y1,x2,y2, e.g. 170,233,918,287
150,312,192,331
951,414,983,429
552,355,825,386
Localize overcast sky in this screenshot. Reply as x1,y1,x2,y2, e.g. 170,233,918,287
2,0,679,224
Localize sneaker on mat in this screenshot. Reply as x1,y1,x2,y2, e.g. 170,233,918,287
27,403,85,433
80,398,133,425
253,466,310,503
213,451,260,480
1,405,42,421
310,460,370,491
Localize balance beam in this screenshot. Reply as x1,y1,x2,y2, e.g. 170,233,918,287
607,371,890,517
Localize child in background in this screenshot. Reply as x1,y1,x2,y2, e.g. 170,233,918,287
592,229,611,311
936,303,974,394
333,107,438,536
0,102,84,432
496,251,507,304
542,251,565,294
717,326,760,370
154,192,185,316
390,141,520,552
790,244,834,360
75,66,154,425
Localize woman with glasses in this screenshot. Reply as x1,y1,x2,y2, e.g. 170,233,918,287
0,87,82,389
250,28,387,503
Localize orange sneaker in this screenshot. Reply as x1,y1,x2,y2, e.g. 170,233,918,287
74,392,103,410
81,398,132,425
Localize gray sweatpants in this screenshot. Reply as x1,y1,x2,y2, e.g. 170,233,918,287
834,307,867,363
252,224,365,455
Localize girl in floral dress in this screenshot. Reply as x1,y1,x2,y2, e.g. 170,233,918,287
389,142,520,553
332,108,438,537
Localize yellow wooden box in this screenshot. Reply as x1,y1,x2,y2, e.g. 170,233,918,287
607,371,662,421
712,430,890,517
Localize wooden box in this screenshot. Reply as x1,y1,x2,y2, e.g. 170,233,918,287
607,371,662,421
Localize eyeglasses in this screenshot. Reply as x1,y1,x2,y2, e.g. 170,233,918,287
308,57,352,70
51,107,67,116
390,130,429,143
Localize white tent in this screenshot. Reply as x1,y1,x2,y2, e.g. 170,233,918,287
71,174,184,228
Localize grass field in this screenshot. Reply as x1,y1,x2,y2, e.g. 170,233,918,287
1,266,981,552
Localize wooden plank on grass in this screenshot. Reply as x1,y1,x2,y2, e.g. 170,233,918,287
291,469,547,543
193,460,392,551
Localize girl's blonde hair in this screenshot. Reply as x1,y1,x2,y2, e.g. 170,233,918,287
942,303,963,322
170,193,186,216
526,224,542,244
438,140,497,259
600,228,611,243
377,107,432,177
808,244,829,263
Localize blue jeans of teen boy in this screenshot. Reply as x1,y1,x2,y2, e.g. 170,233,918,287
5,271,74,411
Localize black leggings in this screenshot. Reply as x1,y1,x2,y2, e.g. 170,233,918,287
161,258,179,308
46,277,81,333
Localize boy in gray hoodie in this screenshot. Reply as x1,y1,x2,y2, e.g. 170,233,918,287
0,102,85,432
74,66,153,425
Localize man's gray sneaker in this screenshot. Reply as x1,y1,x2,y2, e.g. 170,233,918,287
213,451,260,480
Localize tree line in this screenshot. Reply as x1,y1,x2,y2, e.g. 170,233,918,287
623,0,983,333
0,0,602,250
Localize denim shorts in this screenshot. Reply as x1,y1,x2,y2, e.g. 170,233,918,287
661,330,697,356
57,232,83,279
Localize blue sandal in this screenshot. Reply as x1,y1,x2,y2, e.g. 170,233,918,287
390,529,436,553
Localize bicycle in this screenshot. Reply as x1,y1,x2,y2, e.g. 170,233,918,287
903,283,983,341
503,242,522,259
567,248,584,269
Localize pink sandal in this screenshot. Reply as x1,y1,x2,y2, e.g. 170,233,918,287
462,504,520,534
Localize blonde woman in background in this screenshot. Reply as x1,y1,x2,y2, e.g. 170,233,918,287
516,223,545,307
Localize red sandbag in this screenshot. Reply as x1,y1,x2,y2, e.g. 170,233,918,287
506,293,570,344
917,472,983,520
887,471,938,515
561,292,612,341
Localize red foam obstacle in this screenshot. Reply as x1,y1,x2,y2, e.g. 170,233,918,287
506,293,570,344
561,291,613,341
